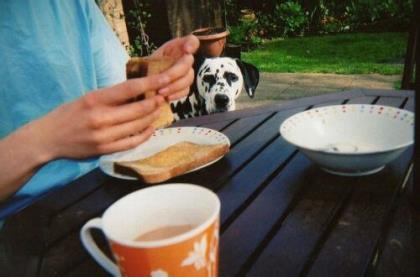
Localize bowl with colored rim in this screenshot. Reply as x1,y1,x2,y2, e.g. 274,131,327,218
279,105,414,176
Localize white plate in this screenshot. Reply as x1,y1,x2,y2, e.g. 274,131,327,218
99,127,230,180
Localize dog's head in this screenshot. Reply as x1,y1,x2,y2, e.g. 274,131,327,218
195,57,259,114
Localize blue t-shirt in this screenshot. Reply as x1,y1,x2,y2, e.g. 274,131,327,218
0,0,128,219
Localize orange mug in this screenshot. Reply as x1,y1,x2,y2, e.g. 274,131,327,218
80,183,220,277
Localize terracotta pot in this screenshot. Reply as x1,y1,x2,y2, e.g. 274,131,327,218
192,27,229,57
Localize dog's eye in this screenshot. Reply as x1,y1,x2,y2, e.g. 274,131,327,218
224,72,238,85
202,75,216,88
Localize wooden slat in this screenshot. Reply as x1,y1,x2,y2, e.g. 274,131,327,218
196,118,236,131
45,178,140,246
244,167,353,277
345,96,377,105
220,113,274,146
40,227,112,276
219,154,314,277
305,147,413,277
375,96,406,108
64,258,107,277
372,176,420,277
361,89,413,98
171,107,307,190
403,96,415,112
218,137,297,227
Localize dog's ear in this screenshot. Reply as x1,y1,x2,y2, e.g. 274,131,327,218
194,54,206,73
235,59,260,98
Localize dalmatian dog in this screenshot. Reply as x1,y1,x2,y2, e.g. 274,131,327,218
170,56,259,120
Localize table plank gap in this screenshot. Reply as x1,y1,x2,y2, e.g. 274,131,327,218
39,228,111,276
403,97,415,112
171,108,307,190
306,147,413,277
363,164,415,276
375,96,406,107
345,96,377,105
219,154,316,277
45,178,141,247
64,257,107,277
219,147,299,232
213,133,283,193
197,118,237,131
310,98,348,108
228,112,277,148
244,170,356,277
372,174,420,277
299,186,356,276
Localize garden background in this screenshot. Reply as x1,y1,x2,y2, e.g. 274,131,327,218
96,0,415,109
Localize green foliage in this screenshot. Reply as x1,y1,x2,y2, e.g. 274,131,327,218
126,0,156,57
242,32,407,75
225,0,413,39
228,20,262,49
254,1,307,38
275,1,307,36
344,0,413,31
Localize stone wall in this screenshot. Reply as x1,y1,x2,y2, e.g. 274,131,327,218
97,0,130,51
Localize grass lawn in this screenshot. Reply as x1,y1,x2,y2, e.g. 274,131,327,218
242,32,407,75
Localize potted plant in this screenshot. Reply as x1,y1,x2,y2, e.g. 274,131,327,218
192,27,230,57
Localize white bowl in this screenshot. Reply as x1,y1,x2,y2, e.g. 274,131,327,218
280,105,414,176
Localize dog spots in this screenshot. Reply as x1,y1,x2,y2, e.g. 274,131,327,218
171,100,193,120
202,74,216,91
199,65,210,76
223,71,239,86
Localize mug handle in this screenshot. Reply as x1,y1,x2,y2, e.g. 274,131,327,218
80,218,120,276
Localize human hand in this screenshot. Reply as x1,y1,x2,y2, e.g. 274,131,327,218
151,35,199,101
31,75,174,160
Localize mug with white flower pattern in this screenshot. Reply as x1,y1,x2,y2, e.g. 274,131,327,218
80,184,220,277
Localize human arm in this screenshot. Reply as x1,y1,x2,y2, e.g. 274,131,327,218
0,35,199,201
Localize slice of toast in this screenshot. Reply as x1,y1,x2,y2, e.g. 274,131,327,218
126,57,175,129
114,141,230,183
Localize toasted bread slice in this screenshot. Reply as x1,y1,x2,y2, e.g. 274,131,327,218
126,57,175,129
114,141,230,183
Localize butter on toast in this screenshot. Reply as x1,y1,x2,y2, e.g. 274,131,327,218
114,141,229,183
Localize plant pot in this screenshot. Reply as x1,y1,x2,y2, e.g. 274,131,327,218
192,27,230,57
224,43,241,59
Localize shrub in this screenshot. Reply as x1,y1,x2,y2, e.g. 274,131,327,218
225,0,414,38
228,18,262,50
276,1,307,36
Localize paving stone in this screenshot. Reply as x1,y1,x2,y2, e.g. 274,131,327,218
237,73,401,110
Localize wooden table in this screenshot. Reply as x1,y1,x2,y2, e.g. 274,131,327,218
1,89,419,277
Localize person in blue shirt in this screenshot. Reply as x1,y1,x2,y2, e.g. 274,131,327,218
0,0,199,219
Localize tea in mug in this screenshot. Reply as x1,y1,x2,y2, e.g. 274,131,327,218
135,224,194,242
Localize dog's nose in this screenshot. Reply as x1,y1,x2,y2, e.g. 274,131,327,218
215,94,229,107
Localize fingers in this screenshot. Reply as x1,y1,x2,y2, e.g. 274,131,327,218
86,55,193,105
98,126,155,154
159,68,194,101
95,108,161,144
154,35,199,58
91,75,170,105
95,96,164,127
157,55,194,96
183,35,200,54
